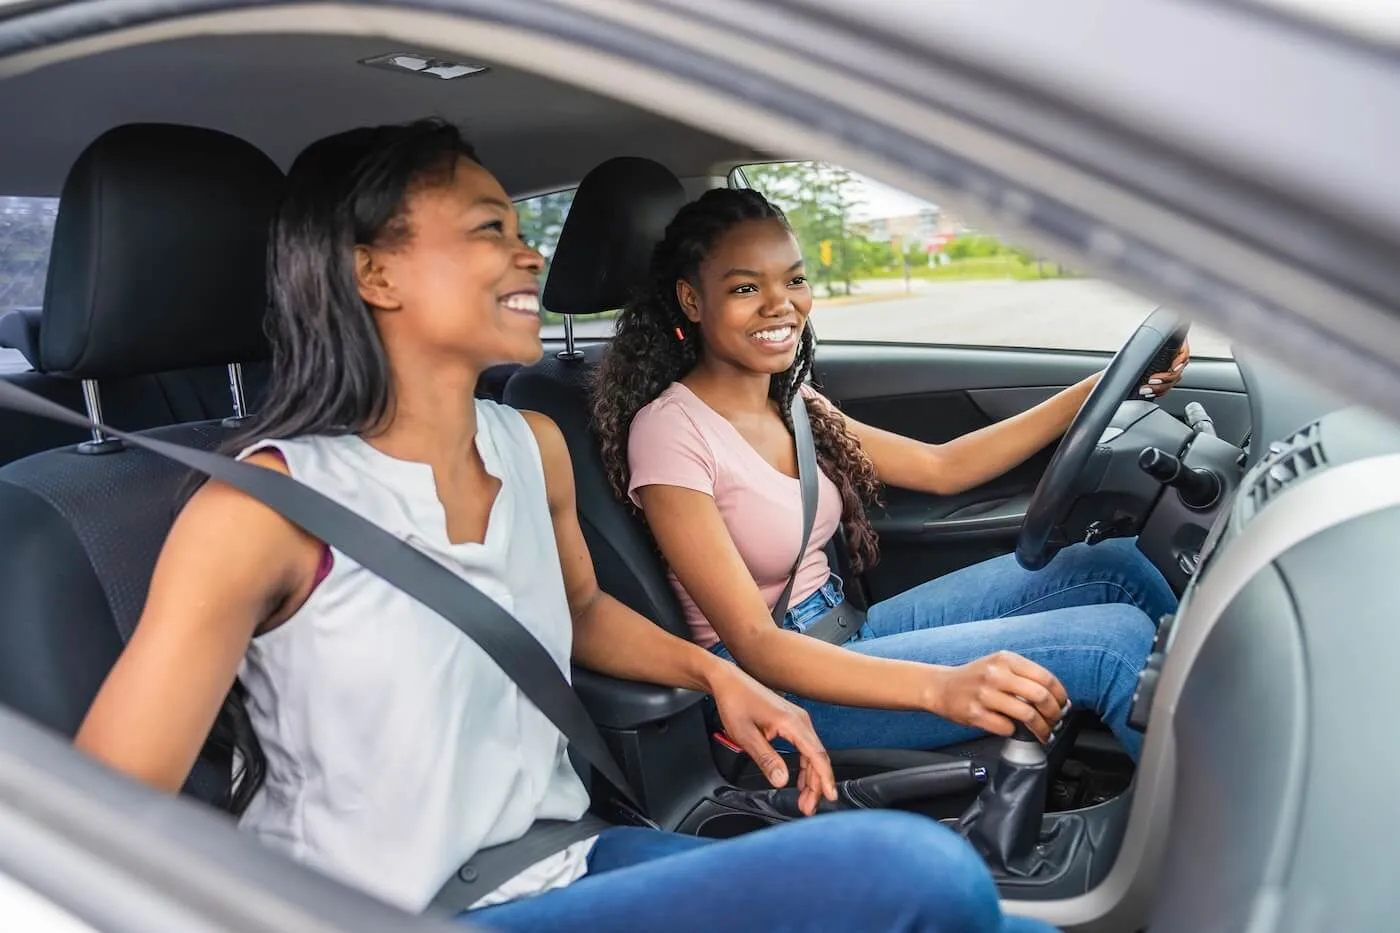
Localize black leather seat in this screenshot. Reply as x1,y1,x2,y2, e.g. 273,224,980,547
0,123,283,804
506,158,697,640
505,158,1000,785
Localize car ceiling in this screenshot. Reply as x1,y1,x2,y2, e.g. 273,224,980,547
0,32,763,197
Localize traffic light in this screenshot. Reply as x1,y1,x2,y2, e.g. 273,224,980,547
819,239,833,266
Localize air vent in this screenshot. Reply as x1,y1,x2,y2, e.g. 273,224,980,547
1241,421,1326,520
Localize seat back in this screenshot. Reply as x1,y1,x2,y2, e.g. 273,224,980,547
504,157,691,638
0,123,282,805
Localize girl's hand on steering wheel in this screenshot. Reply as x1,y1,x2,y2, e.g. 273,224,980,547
1139,339,1191,399
926,651,1070,743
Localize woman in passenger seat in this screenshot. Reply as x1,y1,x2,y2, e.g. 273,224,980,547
593,188,1180,763
72,121,1058,933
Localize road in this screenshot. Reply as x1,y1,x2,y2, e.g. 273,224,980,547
545,278,1234,357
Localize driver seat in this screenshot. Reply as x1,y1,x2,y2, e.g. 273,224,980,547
504,158,1000,785
0,124,284,805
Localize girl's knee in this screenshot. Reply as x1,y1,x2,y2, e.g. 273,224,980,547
1102,604,1156,657
1060,604,1153,663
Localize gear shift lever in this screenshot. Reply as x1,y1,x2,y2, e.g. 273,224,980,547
956,723,1050,875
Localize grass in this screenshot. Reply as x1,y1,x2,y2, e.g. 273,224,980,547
856,256,1079,283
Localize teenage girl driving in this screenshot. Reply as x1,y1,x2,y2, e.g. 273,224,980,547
594,188,1182,761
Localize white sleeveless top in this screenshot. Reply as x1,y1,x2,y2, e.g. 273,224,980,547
234,399,592,913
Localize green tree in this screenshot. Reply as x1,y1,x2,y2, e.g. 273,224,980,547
847,235,896,277
944,234,1008,261
743,161,863,297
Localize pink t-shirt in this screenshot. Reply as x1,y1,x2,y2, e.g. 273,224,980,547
627,382,842,648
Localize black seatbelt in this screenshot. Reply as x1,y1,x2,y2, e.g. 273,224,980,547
768,391,864,646
770,392,819,624
0,380,654,913
772,389,817,622
432,814,612,912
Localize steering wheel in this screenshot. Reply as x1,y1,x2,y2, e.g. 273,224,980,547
1015,307,1186,570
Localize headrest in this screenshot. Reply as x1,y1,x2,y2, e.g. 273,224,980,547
543,157,687,315
40,124,284,379
0,308,41,370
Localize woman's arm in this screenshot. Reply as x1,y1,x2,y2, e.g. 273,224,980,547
522,412,838,810
634,481,1068,740
74,453,321,791
836,341,1189,496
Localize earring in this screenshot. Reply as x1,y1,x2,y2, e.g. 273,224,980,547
674,326,686,342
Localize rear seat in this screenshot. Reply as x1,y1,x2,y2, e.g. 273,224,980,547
0,307,39,365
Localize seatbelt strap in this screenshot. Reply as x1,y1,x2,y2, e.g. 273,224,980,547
770,391,819,624
429,814,612,916
0,380,646,818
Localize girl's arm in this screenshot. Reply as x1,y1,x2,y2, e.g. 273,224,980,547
635,481,1067,740
837,341,1189,496
74,453,321,791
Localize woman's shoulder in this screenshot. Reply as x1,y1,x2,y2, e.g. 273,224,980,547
474,395,524,433
474,397,548,468
235,433,353,473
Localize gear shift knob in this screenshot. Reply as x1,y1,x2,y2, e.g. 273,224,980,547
956,724,1050,875
1010,722,1039,745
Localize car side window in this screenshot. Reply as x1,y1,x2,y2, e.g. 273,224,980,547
0,196,58,374
733,162,1231,358
516,188,576,281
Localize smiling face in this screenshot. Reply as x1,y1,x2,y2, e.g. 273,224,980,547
677,217,812,377
355,156,546,372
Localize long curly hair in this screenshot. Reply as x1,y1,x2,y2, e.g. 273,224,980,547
592,187,881,571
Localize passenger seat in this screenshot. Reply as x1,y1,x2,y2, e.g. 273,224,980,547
0,123,282,805
0,122,278,464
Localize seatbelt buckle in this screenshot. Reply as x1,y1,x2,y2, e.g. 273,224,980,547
709,730,748,783
605,794,661,831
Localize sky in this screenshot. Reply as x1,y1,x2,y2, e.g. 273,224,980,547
846,172,939,222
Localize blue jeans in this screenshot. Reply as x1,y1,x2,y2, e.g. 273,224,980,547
464,811,1058,932
714,539,1174,760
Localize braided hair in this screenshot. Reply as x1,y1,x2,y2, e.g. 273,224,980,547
591,187,880,571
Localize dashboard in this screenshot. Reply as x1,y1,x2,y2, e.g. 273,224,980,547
1145,401,1400,933
1018,352,1400,933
